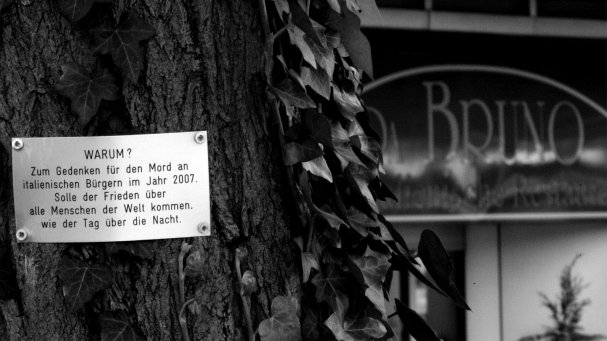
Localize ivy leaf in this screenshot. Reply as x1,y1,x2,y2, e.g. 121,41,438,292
272,0,290,16
58,0,112,23
288,25,317,69
372,178,397,201
105,241,155,260
54,62,119,126
332,83,364,121
394,299,440,341
311,265,349,317
378,215,416,264
91,13,156,83
324,312,354,341
354,0,383,25
291,5,323,47
57,257,113,312
326,29,341,49
322,227,342,248
305,35,336,78
345,164,379,214
302,156,333,183
316,204,348,229
100,310,146,341
344,0,361,13
303,108,332,148
347,118,366,137
302,306,320,340
418,230,470,310
185,250,204,277
351,135,383,168
345,316,387,339
301,66,331,100
0,0,13,13
241,270,258,296
331,120,365,169
325,313,387,341
270,78,316,109
311,19,329,47
327,0,341,14
346,205,379,237
390,251,446,299
259,296,301,341
327,4,373,78
282,137,324,166
350,248,391,316
302,252,320,283
285,122,307,141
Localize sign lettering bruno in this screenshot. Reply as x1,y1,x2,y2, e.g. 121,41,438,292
11,132,211,242
362,65,607,221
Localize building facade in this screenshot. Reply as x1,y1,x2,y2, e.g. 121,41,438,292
361,1,607,340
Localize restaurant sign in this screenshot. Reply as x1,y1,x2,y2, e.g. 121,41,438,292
362,65,607,221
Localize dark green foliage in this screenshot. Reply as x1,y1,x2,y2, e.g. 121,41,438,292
100,310,146,341
283,137,325,166
57,257,113,312
519,256,606,341
54,62,120,126
91,13,156,83
270,79,316,109
418,230,470,310
325,2,373,79
258,296,301,341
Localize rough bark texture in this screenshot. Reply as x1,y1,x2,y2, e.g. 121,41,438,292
0,1,299,340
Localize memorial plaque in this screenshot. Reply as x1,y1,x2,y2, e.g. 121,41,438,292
11,132,211,243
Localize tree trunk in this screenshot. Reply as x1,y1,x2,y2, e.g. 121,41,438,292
0,1,299,340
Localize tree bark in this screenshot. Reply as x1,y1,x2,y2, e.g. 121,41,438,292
0,1,299,340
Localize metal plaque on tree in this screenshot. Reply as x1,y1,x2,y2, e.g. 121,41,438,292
11,132,211,243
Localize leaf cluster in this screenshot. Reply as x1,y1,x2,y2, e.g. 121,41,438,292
54,0,155,127
260,1,469,340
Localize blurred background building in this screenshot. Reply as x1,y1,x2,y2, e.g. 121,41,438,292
360,1,607,340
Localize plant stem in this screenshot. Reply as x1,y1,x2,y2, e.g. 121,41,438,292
178,243,188,308
178,298,196,341
258,0,274,84
235,250,255,341
304,210,315,253
272,24,289,41
178,241,192,341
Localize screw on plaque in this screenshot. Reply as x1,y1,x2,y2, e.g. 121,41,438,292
198,223,209,234
16,229,27,241
194,132,205,144
12,139,24,150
